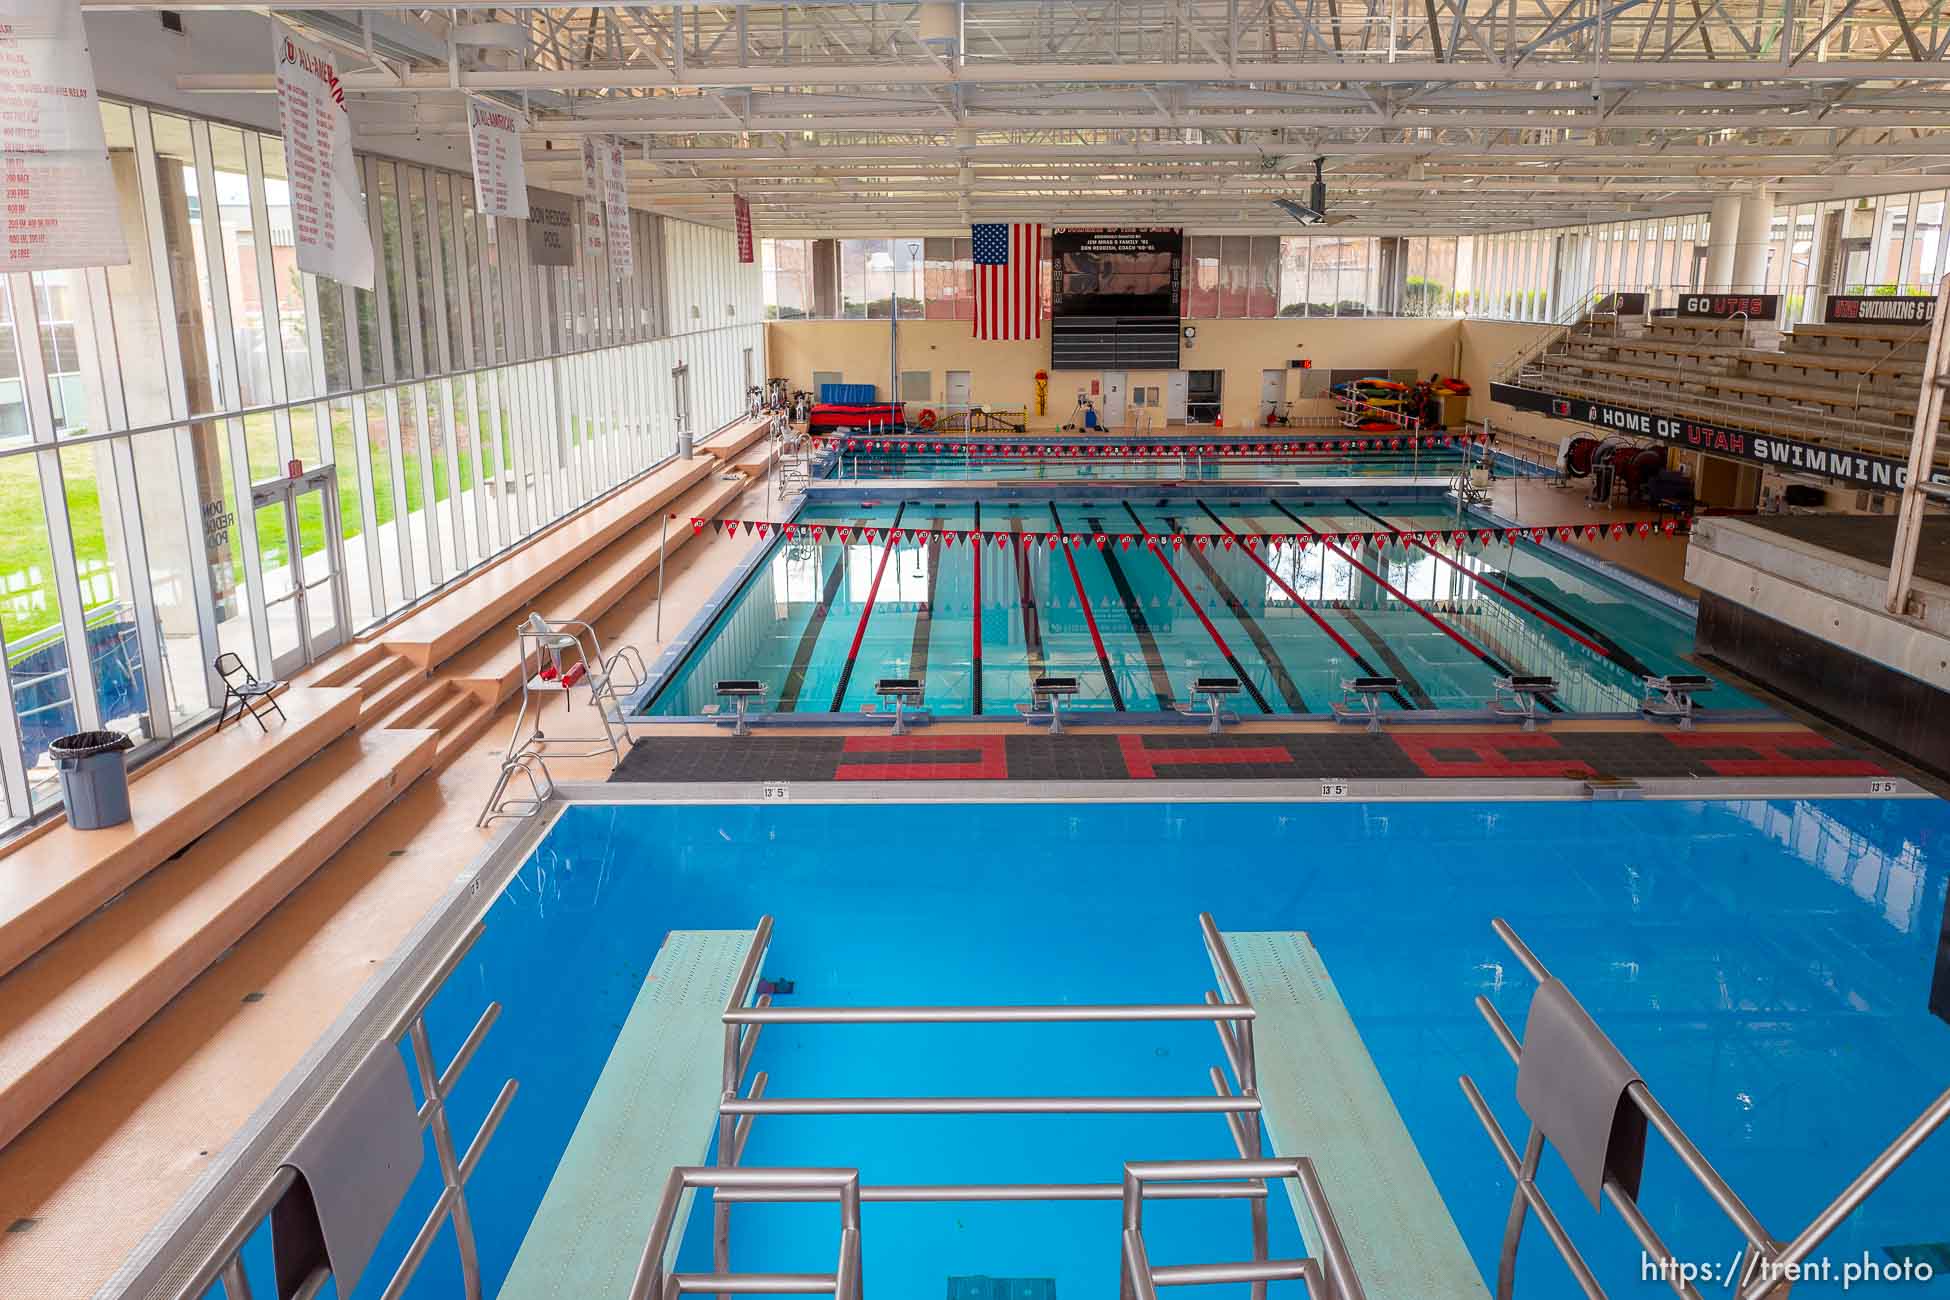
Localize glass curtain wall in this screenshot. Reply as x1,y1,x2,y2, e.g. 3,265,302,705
0,98,763,826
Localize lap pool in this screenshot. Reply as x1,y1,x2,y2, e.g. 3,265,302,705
631,494,1748,722
362,795,1950,1298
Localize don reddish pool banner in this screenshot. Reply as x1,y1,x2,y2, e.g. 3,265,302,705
466,98,528,219
274,22,373,289
0,0,128,271
1491,381,1950,491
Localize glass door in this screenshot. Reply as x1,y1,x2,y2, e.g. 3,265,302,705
247,464,349,677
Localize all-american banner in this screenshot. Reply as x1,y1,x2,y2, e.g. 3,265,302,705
273,21,373,288
971,222,1043,340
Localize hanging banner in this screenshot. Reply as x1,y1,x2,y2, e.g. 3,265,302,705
735,194,754,264
0,0,129,270
580,137,606,264
525,186,573,267
466,98,528,219
273,22,373,289
602,137,631,279
1823,294,1936,326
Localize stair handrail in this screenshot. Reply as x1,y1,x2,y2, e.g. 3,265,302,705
1493,289,1608,384
1460,917,1950,1300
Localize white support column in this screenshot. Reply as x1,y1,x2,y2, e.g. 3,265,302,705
1731,184,1774,291
1705,193,1742,289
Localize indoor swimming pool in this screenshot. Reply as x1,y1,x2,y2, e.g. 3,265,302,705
359,796,1950,1297
633,495,1746,721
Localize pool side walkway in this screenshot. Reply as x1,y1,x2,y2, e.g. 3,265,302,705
606,723,1885,784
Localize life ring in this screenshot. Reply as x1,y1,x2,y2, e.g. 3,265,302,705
916,407,938,429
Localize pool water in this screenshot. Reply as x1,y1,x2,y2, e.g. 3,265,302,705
636,496,1751,719
818,446,1467,482
353,797,1950,1299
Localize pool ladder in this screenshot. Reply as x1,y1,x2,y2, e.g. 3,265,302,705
625,913,1368,1300
1460,918,1950,1300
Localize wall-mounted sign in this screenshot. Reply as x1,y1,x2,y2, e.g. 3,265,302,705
1491,381,1948,491
1598,291,1647,315
0,0,129,271
466,98,528,219
1824,294,1936,327
1050,228,1182,318
1676,293,1778,319
525,187,573,267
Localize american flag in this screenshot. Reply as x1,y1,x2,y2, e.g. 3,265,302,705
972,222,1042,341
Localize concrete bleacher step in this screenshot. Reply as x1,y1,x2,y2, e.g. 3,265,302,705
431,697,497,771
379,446,749,674
0,687,362,982
356,659,435,730
309,642,391,690
364,678,452,734
345,648,413,699
443,471,749,705
0,727,436,1150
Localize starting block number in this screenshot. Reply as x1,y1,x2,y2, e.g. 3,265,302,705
1319,780,1350,799
1868,778,1898,795
761,782,791,801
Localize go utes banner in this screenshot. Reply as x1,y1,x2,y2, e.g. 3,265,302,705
274,22,373,289
688,516,1688,551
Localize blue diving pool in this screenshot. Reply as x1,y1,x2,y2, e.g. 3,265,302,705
348,796,1949,1298
635,494,1752,721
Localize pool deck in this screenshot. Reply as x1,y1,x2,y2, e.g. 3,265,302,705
0,451,1901,1300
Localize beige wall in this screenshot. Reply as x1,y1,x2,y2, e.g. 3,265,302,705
765,317,1462,432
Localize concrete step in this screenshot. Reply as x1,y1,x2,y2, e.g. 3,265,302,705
0,727,437,1150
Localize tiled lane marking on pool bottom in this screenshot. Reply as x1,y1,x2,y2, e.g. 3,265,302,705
610,729,1886,783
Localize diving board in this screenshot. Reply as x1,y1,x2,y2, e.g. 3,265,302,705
1223,931,1489,1300
500,928,760,1298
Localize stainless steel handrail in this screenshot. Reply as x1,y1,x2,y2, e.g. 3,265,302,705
695,911,1327,1300
1460,917,1950,1300
182,922,516,1300
625,1166,863,1300
1120,1157,1367,1300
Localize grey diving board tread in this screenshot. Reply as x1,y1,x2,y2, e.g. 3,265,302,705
1223,931,1489,1300
500,928,759,1298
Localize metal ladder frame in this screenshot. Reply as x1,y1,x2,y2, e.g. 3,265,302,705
645,912,1367,1299
1460,917,1950,1300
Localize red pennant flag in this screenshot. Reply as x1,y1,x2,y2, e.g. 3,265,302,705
691,517,705,534
1170,534,1184,550
1636,521,1652,538
1530,527,1549,543
1450,531,1468,548
1477,529,1495,546
1044,532,1061,549
756,523,769,539
1094,533,1108,548
1582,524,1601,541
784,524,797,540
1662,518,1680,536
1609,523,1627,540
1195,535,1210,551
943,530,957,547
839,527,854,543
812,525,826,541
1219,534,1233,550
1121,535,1133,550
1243,535,1259,551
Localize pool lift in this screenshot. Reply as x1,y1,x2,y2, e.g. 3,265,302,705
1460,918,1950,1300
479,614,645,825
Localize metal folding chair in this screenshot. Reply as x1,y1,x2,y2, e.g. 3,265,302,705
215,652,287,732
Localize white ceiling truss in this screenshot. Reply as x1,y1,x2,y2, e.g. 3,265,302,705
86,0,1950,232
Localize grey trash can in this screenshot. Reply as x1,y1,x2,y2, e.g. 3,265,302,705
676,427,694,459
51,730,135,830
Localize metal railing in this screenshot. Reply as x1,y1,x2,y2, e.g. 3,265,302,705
180,923,517,1300
1121,1158,1367,1300
1459,918,1950,1300
640,912,1365,1299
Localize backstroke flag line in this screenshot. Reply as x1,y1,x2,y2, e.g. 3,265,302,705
972,222,1043,341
